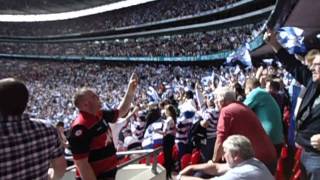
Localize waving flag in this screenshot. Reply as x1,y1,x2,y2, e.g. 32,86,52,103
147,86,160,103
226,43,252,69
277,26,307,54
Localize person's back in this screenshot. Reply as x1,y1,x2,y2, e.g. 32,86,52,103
211,158,274,180
244,87,284,145
0,78,66,180
0,116,64,180
218,102,277,169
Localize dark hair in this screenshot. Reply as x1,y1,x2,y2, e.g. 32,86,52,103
165,105,177,123
233,83,246,102
269,80,281,92
159,99,170,109
0,78,28,116
144,108,161,133
185,90,194,99
56,121,65,128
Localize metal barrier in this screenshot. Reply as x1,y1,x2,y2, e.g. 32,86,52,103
116,147,163,174
65,147,163,175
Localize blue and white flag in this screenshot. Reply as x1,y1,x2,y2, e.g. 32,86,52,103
226,43,252,69
147,86,160,103
277,26,307,54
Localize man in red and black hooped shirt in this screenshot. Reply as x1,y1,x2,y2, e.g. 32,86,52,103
69,73,138,180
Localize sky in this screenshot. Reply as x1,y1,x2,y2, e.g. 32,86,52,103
0,0,156,22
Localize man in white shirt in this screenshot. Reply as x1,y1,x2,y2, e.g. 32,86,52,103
177,135,274,180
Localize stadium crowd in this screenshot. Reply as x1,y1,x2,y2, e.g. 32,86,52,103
3,44,320,179
0,23,263,56
0,0,241,36
0,58,294,129
0,54,299,178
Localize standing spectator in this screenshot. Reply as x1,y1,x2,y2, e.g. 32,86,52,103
68,73,138,180
176,90,196,163
0,78,66,180
56,121,69,149
160,104,177,179
199,96,219,162
212,87,277,174
244,78,284,156
264,30,320,180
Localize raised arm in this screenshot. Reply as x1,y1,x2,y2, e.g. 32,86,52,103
195,82,205,111
118,72,139,118
264,30,312,86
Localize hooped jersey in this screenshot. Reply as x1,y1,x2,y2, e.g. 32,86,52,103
69,110,119,179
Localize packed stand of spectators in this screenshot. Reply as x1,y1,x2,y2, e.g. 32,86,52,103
2,28,320,180
0,58,294,129
0,22,264,56
0,55,305,178
103,0,240,30
0,0,241,36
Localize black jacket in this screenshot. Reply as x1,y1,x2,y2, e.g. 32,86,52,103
276,49,320,153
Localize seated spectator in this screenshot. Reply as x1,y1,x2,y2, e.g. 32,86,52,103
212,87,277,174
178,135,274,180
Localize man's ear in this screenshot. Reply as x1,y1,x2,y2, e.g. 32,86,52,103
232,152,242,162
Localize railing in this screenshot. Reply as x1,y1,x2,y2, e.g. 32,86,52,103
116,147,163,174
65,147,163,175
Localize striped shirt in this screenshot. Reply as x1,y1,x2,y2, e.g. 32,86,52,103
69,110,119,179
130,119,146,140
201,108,219,139
175,111,195,144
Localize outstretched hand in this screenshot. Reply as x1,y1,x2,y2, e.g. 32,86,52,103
311,134,320,151
128,72,138,93
263,29,282,52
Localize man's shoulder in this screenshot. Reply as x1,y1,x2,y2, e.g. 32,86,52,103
251,87,267,96
72,112,95,128
29,118,56,131
224,102,245,111
230,159,273,178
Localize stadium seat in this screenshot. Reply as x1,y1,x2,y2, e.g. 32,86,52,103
191,149,201,165
180,154,191,170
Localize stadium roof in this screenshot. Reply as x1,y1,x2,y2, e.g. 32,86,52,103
252,0,320,57
0,0,124,14
0,0,156,21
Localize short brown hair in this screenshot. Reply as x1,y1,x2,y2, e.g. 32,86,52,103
245,78,260,89
305,49,320,65
0,78,28,116
73,87,93,108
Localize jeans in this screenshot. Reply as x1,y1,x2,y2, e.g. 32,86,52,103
301,150,320,180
